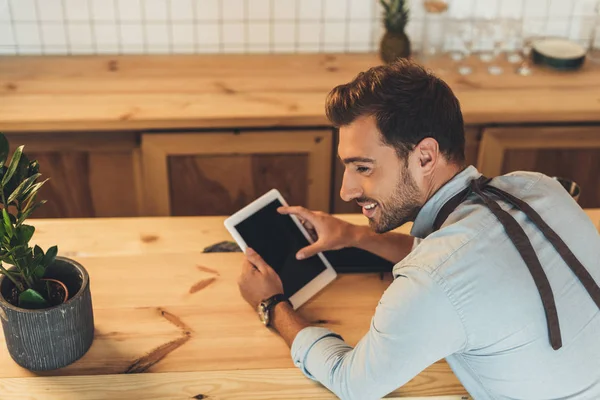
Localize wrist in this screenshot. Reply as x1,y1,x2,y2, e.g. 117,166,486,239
350,224,372,248
270,300,292,331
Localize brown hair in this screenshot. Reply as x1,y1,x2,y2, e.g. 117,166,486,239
325,59,465,165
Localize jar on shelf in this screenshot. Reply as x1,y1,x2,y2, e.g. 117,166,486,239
420,0,450,62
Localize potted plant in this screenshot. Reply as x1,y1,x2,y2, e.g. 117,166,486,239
379,0,412,63
0,133,94,371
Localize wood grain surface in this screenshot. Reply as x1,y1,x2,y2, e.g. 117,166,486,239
0,211,598,398
168,153,308,216
1,54,599,131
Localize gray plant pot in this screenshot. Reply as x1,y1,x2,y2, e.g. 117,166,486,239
0,256,94,371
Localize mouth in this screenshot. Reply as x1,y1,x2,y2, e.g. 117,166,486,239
358,201,378,218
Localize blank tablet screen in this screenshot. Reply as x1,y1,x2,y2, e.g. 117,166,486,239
234,199,326,297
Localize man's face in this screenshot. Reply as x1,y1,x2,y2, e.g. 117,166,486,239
338,115,423,233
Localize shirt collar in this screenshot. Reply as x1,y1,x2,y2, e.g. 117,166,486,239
410,165,481,239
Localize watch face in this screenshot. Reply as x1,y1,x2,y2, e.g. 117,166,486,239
257,302,269,325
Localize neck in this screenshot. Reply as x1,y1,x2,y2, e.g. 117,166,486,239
422,162,464,205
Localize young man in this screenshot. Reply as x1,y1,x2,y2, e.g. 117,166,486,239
237,60,600,400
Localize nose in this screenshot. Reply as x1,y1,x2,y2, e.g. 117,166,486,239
340,170,362,202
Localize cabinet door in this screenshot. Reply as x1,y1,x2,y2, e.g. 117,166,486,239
141,130,333,216
478,126,600,208
331,127,481,214
4,132,143,219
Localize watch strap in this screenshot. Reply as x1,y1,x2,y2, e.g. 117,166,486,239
264,293,291,311
263,294,291,326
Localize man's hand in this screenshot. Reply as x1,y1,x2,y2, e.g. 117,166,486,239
279,206,415,264
278,206,361,260
237,248,284,309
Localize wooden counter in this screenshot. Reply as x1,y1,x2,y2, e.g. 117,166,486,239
1,54,600,131
0,210,599,399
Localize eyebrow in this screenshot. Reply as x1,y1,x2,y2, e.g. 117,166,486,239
341,157,375,165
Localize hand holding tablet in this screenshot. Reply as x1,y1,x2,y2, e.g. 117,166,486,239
224,189,337,309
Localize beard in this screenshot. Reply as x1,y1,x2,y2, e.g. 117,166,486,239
360,167,422,234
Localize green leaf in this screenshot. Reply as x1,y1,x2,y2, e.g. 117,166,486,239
27,160,39,177
0,134,9,169
17,224,35,244
34,244,44,259
42,245,58,267
33,264,45,279
2,145,24,187
17,200,46,225
2,208,13,238
4,152,30,198
18,289,49,309
7,173,40,205
22,178,48,205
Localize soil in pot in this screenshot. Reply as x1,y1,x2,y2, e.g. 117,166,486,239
3,279,68,309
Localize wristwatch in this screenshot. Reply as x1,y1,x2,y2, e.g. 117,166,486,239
257,294,291,327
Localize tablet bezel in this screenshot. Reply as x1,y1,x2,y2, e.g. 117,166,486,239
224,189,337,309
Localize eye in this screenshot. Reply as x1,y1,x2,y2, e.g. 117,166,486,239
356,166,370,174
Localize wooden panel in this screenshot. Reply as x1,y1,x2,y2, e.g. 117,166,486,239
4,132,141,218
26,152,94,218
477,126,600,207
88,152,141,217
464,127,481,168
502,148,600,208
332,127,481,214
141,131,333,216
168,154,308,216
0,368,471,399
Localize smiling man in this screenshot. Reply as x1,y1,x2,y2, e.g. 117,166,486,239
237,60,600,400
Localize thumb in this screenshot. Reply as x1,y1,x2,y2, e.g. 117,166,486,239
245,248,270,273
296,241,326,260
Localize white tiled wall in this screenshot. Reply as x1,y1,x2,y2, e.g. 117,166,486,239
0,0,598,55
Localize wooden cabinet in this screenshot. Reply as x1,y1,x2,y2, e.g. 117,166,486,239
5,132,143,219
477,126,600,208
7,124,600,219
141,130,333,216
331,126,481,214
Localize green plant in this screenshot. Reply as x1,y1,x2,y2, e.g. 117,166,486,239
0,133,58,309
380,0,409,34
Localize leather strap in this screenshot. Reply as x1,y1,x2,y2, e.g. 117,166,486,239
263,294,291,326
433,175,600,350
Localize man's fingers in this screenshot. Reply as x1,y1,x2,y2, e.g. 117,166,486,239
278,206,316,224
245,248,269,273
296,242,326,260
302,219,315,231
242,258,257,273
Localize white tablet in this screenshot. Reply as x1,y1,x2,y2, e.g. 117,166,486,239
224,189,337,309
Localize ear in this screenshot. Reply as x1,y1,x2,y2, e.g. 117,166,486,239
415,138,439,172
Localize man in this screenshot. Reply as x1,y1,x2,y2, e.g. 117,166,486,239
237,60,600,399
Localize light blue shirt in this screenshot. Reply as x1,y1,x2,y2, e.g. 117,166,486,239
291,166,600,400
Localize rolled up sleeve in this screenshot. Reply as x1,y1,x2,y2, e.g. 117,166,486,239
290,266,468,400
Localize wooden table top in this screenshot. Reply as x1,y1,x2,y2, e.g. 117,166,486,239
1,54,600,132
0,210,598,399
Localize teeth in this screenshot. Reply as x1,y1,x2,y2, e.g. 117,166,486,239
364,203,377,210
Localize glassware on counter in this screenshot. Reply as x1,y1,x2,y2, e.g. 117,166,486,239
446,18,474,75
421,0,450,62
587,1,600,63
516,19,546,76
488,20,506,75
503,18,524,64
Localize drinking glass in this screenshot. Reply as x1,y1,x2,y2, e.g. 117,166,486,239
516,19,546,76
503,18,523,63
446,18,474,75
